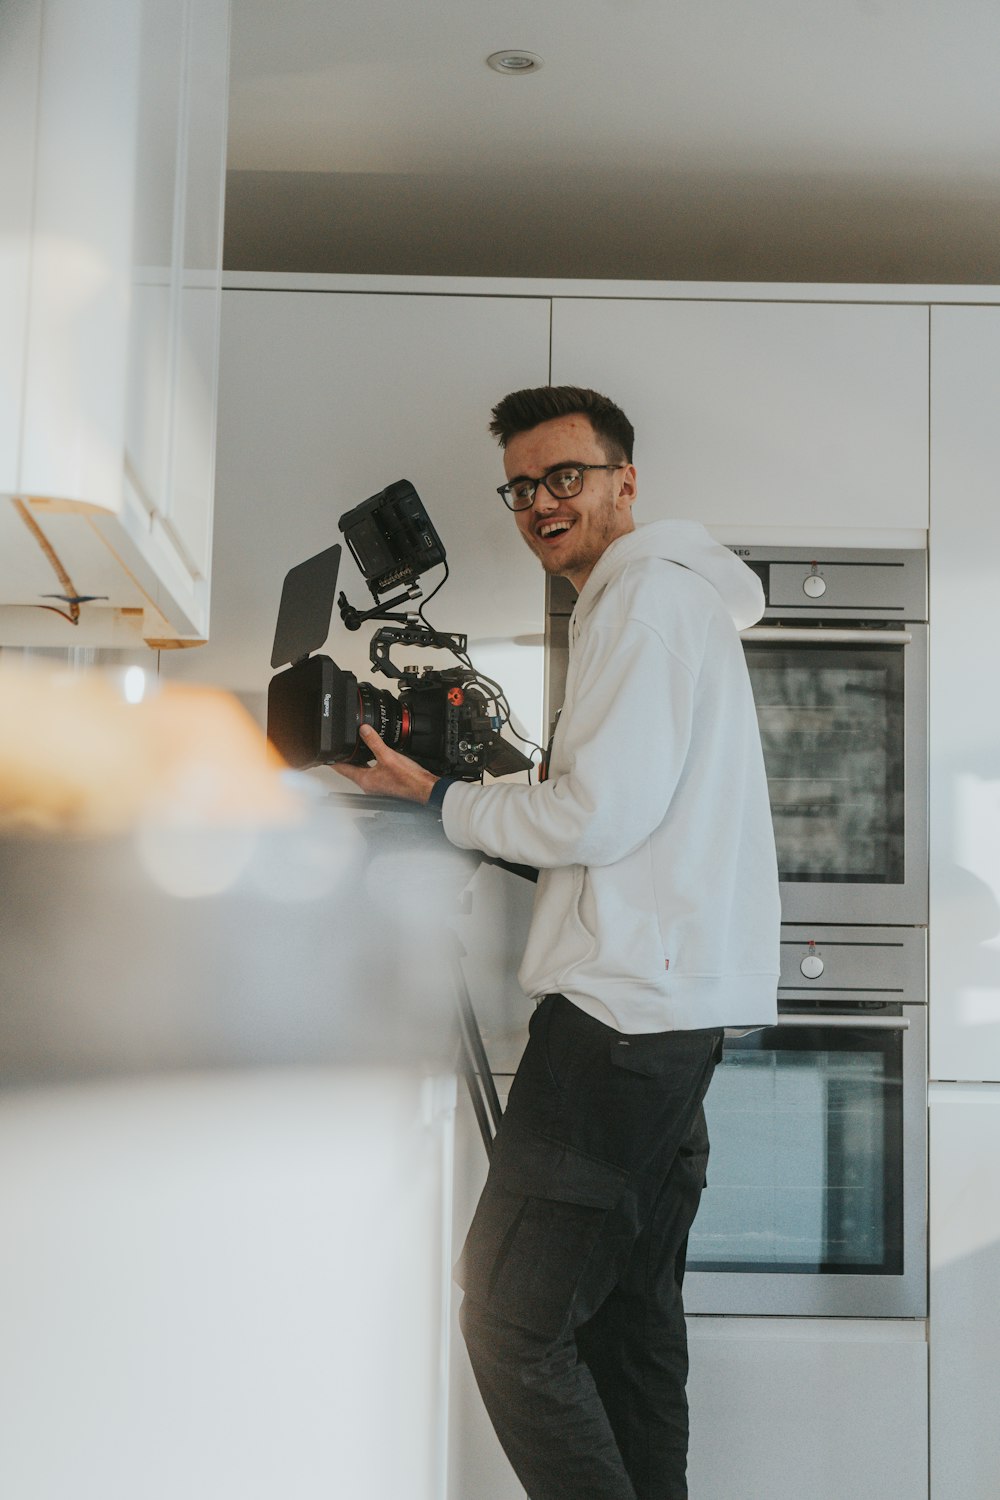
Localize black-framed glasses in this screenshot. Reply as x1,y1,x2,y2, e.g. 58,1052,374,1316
496,463,625,512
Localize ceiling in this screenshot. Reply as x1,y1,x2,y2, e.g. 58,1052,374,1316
224,0,1000,283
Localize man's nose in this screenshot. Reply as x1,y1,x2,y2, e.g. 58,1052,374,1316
531,482,559,512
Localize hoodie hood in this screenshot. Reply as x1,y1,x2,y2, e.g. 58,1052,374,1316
574,519,765,632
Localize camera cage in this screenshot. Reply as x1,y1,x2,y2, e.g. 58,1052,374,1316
267,479,534,778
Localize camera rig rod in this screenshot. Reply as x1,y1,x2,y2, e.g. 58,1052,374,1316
337,587,423,632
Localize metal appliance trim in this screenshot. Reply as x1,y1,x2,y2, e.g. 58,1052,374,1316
742,626,914,644
775,1013,910,1029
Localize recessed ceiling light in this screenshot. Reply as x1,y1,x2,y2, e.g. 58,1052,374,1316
486,50,543,75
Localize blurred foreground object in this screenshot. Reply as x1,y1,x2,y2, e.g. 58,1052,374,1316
0,663,292,834
0,674,467,1496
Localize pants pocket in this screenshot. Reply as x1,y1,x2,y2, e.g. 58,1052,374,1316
456,1124,629,1341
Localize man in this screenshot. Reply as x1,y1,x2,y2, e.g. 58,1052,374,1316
336,386,780,1500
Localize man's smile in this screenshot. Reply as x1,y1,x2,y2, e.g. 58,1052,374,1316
536,518,575,540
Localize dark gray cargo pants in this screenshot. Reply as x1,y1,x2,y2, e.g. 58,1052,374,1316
456,992,723,1500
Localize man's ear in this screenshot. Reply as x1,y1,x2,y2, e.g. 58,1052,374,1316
616,464,638,514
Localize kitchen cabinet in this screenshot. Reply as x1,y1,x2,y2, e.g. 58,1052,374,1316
161,289,551,744
0,0,229,646
928,306,1000,1082
688,1318,927,1499
550,298,929,537
0,1067,456,1500
0,813,461,1500
929,1084,1000,1500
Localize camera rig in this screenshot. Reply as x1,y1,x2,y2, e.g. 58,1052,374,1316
267,479,534,781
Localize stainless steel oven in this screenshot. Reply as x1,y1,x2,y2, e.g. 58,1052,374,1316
548,548,928,927
684,926,926,1317
734,547,927,927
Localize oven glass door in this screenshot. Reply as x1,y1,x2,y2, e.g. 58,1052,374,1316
683,1006,926,1317
742,631,926,923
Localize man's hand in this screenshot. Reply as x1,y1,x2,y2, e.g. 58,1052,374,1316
333,724,440,804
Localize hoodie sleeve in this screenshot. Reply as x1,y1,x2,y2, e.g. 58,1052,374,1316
441,612,696,869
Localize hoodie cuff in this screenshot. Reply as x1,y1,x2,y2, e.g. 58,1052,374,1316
427,776,458,811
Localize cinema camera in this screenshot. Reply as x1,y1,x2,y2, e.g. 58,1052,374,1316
267,480,534,780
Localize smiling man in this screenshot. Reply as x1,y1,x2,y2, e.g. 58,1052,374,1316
336,385,780,1500
503,405,637,589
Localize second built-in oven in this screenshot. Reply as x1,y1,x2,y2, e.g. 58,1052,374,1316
683,926,927,1318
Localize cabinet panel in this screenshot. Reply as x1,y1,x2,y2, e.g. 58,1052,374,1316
165,285,220,579
688,1319,927,1500
0,1070,454,1500
161,0,230,580
18,0,141,510
162,290,551,743
123,1,185,522
929,307,1000,1082
929,1086,1000,1500
0,0,41,496
551,299,928,532
1,0,228,644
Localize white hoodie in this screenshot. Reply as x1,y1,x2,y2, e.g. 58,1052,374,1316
442,519,780,1032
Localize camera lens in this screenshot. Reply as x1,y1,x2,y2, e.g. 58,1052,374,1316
347,681,406,763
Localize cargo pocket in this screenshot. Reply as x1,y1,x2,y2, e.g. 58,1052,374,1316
607,1027,725,1079
455,1123,629,1341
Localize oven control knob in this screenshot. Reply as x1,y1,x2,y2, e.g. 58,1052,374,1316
800,953,825,979
803,573,827,598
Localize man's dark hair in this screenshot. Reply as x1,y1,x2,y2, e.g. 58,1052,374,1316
488,386,634,464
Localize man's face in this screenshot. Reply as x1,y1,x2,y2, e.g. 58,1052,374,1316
504,414,638,593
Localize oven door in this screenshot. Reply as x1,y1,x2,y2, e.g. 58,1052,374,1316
683,1001,927,1318
741,624,927,925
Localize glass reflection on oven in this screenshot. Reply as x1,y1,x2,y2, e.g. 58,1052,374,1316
745,644,905,886
687,1018,904,1276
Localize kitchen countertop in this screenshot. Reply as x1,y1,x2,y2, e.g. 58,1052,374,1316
0,794,475,1083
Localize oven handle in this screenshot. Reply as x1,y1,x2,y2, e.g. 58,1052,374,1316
774,1013,910,1030
740,626,913,644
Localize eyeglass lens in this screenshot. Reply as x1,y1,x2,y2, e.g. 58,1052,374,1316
509,467,584,509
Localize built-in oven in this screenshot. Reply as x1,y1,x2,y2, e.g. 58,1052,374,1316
683,926,926,1317
735,547,927,927
546,547,928,928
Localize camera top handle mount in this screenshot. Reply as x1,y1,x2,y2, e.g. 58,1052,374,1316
336,582,470,682
368,622,470,682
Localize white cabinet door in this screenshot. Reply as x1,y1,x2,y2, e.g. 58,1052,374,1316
0,1069,455,1500
551,298,929,535
929,306,1000,1083
0,0,228,645
160,0,231,586
0,0,41,495
688,1318,927,1500
929,1085,1000,1500
163,290,551,745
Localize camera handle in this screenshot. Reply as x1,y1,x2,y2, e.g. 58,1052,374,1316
369,623,469,680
